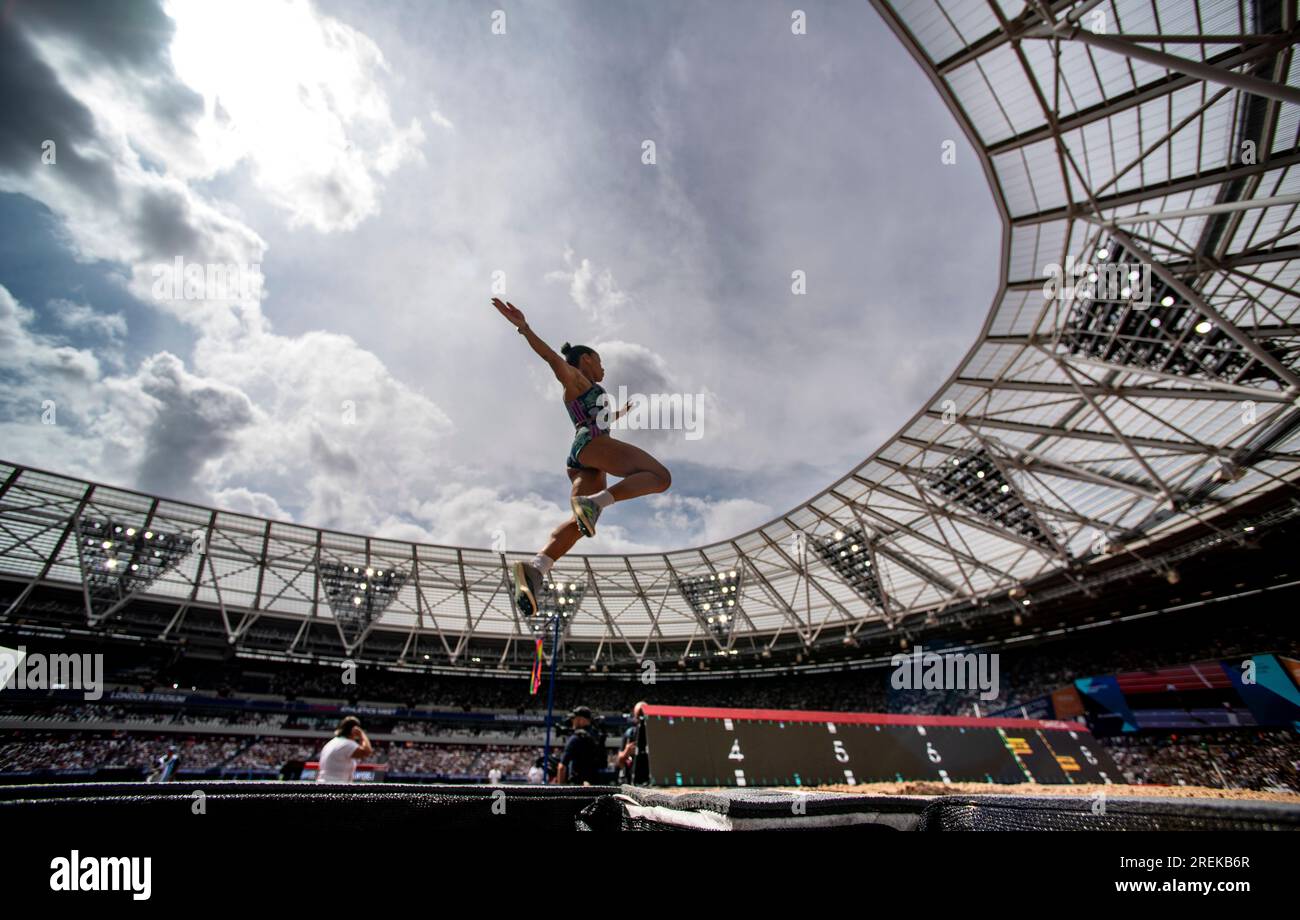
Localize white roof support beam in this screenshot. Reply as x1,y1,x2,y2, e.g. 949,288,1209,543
1027,22,1300,108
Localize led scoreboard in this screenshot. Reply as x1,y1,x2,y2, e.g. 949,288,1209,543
641,704,1118,787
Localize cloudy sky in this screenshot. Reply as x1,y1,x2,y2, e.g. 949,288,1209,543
0,0,999,554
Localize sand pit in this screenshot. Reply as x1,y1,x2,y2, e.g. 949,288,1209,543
811,780,1300,803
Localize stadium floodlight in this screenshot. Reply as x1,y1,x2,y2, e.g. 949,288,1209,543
525,576,587,633
810,524,887,610
924,449,1049,545
674,569,743,642
1057,239,1291,386
74,516,197,623
318,561,409,647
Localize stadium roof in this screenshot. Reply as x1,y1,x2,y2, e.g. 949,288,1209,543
2,0,1298,668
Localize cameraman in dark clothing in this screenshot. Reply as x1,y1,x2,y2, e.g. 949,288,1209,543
616,700,650,785
555,706,607,785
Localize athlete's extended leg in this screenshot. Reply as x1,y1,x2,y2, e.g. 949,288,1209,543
545,467,606,559
513,467,605,616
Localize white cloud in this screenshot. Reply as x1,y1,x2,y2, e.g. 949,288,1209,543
106,351,258,501
211,486,291,520
646,492,774,546
0,286,102,389
0,3,465,537
157,0,427,232
50,299,128,340
544,246,629,329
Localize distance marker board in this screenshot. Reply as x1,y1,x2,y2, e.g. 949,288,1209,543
641,704,1119,787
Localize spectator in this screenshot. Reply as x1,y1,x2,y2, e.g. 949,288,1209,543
316,716,373,784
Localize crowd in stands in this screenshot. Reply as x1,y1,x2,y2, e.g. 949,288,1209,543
380,743,534,778
0,702,550,743
0,731,540,780
0,732,246,773
0,703,286,729
1104,731,1299,791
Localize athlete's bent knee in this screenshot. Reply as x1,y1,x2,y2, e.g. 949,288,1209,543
655,467,672,493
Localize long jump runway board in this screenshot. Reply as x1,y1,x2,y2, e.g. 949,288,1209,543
641,704,1120,787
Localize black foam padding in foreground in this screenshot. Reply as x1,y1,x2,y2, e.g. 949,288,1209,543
915,794,1300,832
2,782,1296,831
0,781,610,833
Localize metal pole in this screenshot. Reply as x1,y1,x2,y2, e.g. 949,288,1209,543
1109,193,1300,225
540,612,562,782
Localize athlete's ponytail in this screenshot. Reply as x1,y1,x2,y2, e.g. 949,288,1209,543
561,342,596,367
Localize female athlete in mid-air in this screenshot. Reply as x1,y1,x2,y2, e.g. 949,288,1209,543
492,297,672,616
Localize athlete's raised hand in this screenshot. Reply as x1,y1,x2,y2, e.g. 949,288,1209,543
491,297,527,329
613,398,638,422
497,297,573,384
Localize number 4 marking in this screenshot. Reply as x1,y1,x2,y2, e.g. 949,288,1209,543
728,739,744,761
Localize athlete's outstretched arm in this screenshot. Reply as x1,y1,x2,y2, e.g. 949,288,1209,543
612,399,637,422
491,298,577,386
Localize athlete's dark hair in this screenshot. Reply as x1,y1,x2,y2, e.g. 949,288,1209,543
560,342,597,367
336,715,361,738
